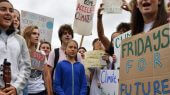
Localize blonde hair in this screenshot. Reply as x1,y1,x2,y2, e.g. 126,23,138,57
22,25,38,49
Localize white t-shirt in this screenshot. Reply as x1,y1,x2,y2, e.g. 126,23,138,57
47,48,82,79
144,21,154,33
47,48,82,67
28,50,46,94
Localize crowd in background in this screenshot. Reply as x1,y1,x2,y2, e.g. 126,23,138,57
0,0,169,95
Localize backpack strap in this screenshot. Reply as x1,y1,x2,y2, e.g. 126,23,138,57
52,48,59,78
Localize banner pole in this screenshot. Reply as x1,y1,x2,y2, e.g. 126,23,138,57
79,35,84,48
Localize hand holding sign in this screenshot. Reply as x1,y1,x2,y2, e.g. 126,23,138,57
102,0,122,13
121,0,132,12
97,4,104,19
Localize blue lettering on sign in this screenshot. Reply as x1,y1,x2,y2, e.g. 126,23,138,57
154,52,162,68
120,83,132,95
135,82,141,95
142,82,151,95
137,58,146,72
126,60,133,73
161,79,170,94
120,79,170,95
101,70,117,84
154,80,162,95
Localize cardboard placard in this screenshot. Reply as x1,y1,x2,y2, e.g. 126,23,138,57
119,23,170,95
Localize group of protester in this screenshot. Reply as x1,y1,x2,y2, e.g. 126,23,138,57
0,0,169,95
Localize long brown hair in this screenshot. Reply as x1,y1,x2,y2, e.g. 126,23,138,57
131,0,168,35
22,26,38,49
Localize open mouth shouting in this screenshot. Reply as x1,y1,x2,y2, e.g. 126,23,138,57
3,15,12,24
142,2,151,9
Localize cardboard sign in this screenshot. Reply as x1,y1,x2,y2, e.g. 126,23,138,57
102,0,122,14
100,70,119,95
73,0,97,36
21,10,54,42
83,50,105,68
30,51,45,71
114,31,131,69
119,23,170,95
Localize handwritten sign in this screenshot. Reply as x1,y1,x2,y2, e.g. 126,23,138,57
102,0,122,14
73,0,97,36
30,51,45,71
83,50,105,68
21,10,54,42
119,24,170,95
114,31,131,69
100,70,119,95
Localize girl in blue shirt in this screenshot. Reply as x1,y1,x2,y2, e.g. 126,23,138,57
54,40,87,95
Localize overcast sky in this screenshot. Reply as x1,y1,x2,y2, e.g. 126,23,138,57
9,0,131,51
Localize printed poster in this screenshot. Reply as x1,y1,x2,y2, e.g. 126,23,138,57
21,10,54,42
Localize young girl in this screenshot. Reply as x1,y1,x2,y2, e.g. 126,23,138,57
23,26,46,95
54,40,87,95
78,47,87,59
39,41,51,59
0,0,31,95
13,9,20,31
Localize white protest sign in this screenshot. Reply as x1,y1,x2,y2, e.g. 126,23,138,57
102,0,122,14
21,10,54,42
113,31,131,69
100,70,119,95
73,0,97,36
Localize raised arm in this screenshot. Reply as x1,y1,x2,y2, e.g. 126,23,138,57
97,4,111,51
121,0,133,12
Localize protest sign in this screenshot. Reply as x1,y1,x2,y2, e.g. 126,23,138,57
21,10,54,42
102,0,122,13
114,31,131,69
119,24,170,95
30,51,45,71
73,0,97,36
100,70,119,95
83,50,106,68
